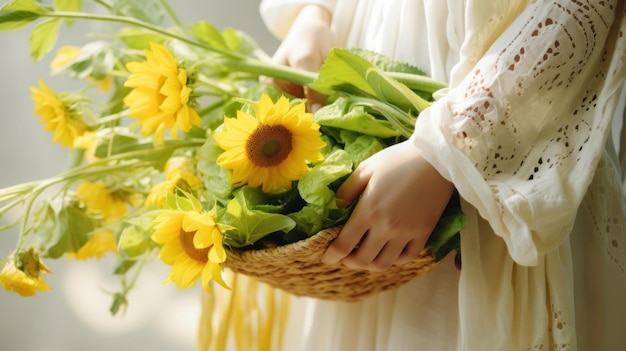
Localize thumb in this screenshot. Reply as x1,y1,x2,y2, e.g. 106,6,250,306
335,165,371,208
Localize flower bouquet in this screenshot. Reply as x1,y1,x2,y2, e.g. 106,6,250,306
0,0,465,309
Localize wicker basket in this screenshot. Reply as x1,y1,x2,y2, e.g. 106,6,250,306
223,226,439,302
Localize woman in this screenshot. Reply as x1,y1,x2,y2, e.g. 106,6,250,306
260,1,626,350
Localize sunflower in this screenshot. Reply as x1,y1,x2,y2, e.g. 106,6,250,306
123,42,201,145
151,199,228,292
73,131,98,163
76,181,140,223
145,157,202,207
66,229,117,260
31,80,88,148
164,156,202,190
0,249,52,297
213,94,326,193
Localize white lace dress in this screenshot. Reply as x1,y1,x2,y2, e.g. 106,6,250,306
260,1,626,350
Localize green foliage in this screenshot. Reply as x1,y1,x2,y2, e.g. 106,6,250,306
312,48,432,114
0,0,46,31
117,27,165,50
219,189,296,248
315,97,400,138
109,0,163,25
425,192,465,260
29,18,60,61
40,200,95,259
53,0,81,25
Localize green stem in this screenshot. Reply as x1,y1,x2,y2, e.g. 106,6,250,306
386,72,448,94
65,148,86,171
157,0,184,28
97,110,127,125
224,59,317,87
44,11,243,60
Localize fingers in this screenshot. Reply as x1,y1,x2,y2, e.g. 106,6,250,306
335,163,371,208
394,239,427,266
303,87,326,112
342,235,408,272
322,198,369,265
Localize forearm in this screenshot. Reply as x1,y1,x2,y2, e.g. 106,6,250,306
413,0,625,265
259,0,336,40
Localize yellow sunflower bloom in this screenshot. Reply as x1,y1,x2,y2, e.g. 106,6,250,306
0,249,52,297
66,229,117,260
73,131,99,163
31,80,88,148
164,156,201,190
145,180,177,208
145,157,202,207
213,94,326,193
50,46,81,73
123,42,201,145
76,181,140,223
152,203,228,293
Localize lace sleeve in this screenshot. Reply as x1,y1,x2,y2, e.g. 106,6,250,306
412,0,626,265
259,0,337,40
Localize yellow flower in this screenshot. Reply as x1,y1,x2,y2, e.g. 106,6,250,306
145,157,202,208
66,229,117,260
76,181,140,222
123,42,201,145
0,249,52,297
145,180,177,208
31,79,88,148
151,198,227,292
214,94,326,193
164,156,201,190
50,46,81,72
73,131,99,163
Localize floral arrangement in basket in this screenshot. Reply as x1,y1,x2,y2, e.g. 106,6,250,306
0,0,465,311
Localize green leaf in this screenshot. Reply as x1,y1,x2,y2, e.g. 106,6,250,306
29,18,60,62
287,206,324,240
113,259,137,275
109,292,128,315
425,192,466,261
219,190,296,248
189,21,227,50
118,225,149,257
42,201,96,259
222,28,263,58
117,27,164,50
350,48,427,75
53,41,116,80
197,137,233,201
315,97,400,138
53,0,81,25
109,0,163,25
53,0,81,12
341,131,385,166
312,48,431,114
298,149,353,210
0,0,45,31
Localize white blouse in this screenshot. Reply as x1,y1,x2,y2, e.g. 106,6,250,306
260,1,626,350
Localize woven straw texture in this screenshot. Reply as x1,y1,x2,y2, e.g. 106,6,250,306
224,226,439,302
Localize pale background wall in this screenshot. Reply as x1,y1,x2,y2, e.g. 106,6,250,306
0,1,278,350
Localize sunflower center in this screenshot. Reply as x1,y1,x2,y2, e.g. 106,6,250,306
245,124,293,167
179,230,209,263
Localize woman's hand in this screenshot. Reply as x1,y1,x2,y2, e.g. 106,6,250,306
323,141,455,271
260,4,333,111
